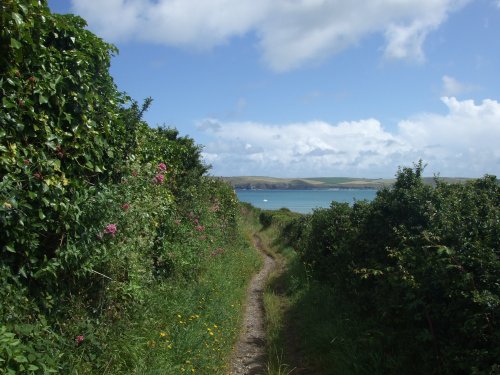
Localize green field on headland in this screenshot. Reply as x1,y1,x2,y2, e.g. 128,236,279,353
222,175,472,190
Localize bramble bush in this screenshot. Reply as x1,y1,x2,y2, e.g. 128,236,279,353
281,162,499,374
1,1,241,373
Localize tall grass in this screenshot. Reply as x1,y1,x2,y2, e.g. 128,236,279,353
69,210,261,374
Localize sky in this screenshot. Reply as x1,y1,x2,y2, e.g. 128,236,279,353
47,0,500,178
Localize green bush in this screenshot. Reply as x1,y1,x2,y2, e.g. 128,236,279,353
286,162,500,374
1,2,242,373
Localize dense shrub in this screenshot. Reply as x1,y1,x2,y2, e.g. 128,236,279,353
1,2,240,373
285,162,499,374
1,0,126,283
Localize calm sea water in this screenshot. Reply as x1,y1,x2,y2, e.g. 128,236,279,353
236,189,378,214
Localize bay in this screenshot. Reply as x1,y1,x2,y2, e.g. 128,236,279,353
236,189,378,214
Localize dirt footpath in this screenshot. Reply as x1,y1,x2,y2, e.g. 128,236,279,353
228,234,276,375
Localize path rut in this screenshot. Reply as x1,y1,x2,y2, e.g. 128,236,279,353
228,234,276,375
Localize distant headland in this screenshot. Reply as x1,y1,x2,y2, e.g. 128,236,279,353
221,176,472,190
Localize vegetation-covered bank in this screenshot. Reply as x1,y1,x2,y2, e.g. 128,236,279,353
1,1,260,373
262,163,499,374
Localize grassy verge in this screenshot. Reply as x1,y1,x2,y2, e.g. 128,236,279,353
260,209,386,375
70,209,261,374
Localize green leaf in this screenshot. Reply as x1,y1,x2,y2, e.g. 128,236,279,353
10,38,22,49
28,365,39,371
2,97,15,109
45,141,56,150
5,244,15,253
38,209,46,220
52,159,61,171
12,12,24,26
39,94,49,105
437,246,454,256
19,267,27,278
14,355,28,363
18,4,28,15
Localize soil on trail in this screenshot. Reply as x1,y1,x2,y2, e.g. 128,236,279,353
228,234,276,375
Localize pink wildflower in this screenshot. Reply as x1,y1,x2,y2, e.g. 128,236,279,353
132,170,138,177
158,162,167,171
122,203,130,211
23,159,30,165
195,225,205,232
174,219,181,225
153,174,165,184
104,224,117,237
75,335,84,346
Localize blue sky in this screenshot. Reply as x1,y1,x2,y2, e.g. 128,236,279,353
47,0,500,178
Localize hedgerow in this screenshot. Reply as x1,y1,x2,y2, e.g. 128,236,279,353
1,1,242,373
282,162,499,374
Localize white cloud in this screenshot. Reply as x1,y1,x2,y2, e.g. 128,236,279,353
197,118,222,132
397,97,500,176
442,75,478,96
201,118,411,177
201,97,500,177
71,0,470,71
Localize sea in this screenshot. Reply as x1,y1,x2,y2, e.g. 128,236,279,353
236,189,378,214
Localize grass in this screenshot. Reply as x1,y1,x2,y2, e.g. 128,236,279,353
237,204,293,375
70,211,262,374
256,208,388,375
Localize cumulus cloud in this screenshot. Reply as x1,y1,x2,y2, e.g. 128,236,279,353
442,75,478,96
200,97,500,177
398,97,500,175
196,118,222,132
201,118,411,177
71,0,469,71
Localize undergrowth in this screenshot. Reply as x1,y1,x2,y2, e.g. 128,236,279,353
259,208,398,375
0,2,261,373
259,164,499,375
70,215,261,374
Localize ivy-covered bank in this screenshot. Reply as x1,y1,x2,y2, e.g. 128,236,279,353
1,1,260,373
